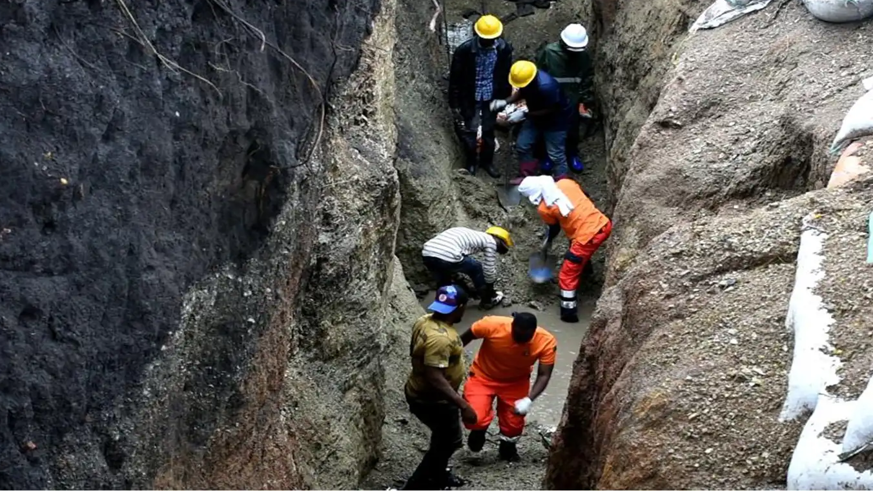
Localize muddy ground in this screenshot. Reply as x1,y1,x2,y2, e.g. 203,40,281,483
363,1,608,488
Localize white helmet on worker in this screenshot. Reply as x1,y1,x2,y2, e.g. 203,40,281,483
560,23,588,51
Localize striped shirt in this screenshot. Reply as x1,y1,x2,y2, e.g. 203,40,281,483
422,227,498,284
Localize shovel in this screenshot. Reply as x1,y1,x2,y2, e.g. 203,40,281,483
497,182,521,208
529,237,556,283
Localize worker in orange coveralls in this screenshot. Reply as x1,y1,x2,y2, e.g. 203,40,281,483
459,312,556,461
518,175,611,323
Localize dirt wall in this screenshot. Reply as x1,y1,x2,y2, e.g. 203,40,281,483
0,0,415,488
546,0,873,488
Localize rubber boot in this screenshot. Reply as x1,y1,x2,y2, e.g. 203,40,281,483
443,467,466,488
467,429,487,452
560,305,579,323
509,159,539,185
569,155,585,173
498,440,520,462
482,164,501,178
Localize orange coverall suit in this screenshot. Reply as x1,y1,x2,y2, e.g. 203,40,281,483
538,179,611,320
462,316,557,438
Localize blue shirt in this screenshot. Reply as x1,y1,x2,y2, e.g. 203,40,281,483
519,71,573,130
474,45,498,102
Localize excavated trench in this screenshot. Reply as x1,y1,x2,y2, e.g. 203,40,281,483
363,1,612,489
3,0,872,489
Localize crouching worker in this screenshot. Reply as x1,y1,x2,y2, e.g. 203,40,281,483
403,285,479,490
421,226,513,309
460,312,556,461
518,176,611,323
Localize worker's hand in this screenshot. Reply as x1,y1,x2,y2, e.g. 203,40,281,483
461,404,479,425
514,397,533,415
489,99,507,112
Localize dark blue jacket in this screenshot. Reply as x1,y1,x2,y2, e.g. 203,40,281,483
519,70,573,130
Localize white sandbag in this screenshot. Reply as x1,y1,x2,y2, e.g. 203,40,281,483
779,218,840,422
830,89,873,154
802,0,873,23
689,0,774,32
842,375,873,455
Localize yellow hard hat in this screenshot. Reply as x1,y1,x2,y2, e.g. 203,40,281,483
486,226,513,247
474,15,503,39
509,61,537,88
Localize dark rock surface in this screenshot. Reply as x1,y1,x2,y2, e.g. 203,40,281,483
0,0,397,488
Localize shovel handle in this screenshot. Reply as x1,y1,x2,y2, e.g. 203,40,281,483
540,235,551,256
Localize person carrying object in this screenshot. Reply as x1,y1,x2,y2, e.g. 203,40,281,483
421,226,513,309
459,312,556,462
518,175,611,323
403,285,477,490
491,61,574,183
535,23,595,173
449,14,514,178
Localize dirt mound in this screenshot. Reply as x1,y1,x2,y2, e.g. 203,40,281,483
546,0,873,488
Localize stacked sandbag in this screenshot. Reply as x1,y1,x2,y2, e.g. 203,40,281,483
802,0,873,23
780,201,873,489
830,88,873,154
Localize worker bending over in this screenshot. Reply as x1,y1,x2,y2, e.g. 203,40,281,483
535,23,595,172
421,226,513,309
491,61,573,183
460,312,556,461
518,176,611,322
403,285,478,490
449,14,513,178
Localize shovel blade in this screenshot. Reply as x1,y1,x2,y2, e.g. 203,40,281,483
529,252,556,283
497,184,521,207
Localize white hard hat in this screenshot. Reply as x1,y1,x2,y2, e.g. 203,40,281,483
560,23,588,51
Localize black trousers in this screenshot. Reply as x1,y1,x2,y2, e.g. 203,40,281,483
403,399,464,490
458,101,497,169
566,108,581,159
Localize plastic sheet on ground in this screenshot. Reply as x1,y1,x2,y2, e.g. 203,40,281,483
802,0,873,23
689,0,774,32
447,20,473,54
864,76,873,92
830,89,873,154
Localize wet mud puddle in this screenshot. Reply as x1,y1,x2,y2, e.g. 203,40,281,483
418,296,594,429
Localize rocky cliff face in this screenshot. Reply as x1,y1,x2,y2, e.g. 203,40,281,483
0,0,415,488
547,0,873,488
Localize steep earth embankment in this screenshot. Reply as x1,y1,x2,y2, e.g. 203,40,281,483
0,0,417,488
547,0,873,488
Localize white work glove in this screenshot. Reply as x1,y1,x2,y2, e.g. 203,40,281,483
514,397,533,415
489,99,507,112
